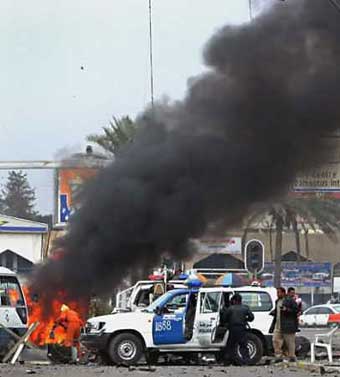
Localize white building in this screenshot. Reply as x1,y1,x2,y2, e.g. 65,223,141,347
0,215,48,276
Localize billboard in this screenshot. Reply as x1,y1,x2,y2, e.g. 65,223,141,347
194,237,242,255
57,168,97,225
292,165,340,198
260,262,332,289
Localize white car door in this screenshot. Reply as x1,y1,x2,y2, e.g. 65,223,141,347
196,290,223,347
302,307,319,326
315,307,332,326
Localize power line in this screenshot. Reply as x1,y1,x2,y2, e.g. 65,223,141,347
148,0,155,107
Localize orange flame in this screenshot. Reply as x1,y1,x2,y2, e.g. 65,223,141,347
24,287,88,346
8,289,20,307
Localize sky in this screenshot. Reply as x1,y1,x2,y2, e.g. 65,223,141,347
0,0,261,216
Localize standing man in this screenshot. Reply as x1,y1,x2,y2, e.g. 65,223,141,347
221,293,254,365
270,287,299,362
288,287,302,323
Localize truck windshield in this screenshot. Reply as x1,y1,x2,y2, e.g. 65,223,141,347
144,291,175,313
0,276,25,307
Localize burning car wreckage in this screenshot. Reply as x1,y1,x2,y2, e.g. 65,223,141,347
2,0,340,367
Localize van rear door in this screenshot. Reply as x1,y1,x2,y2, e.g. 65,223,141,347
0,276,28,327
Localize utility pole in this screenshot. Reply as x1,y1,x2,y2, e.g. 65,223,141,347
148,0,155,107
249,0,253,21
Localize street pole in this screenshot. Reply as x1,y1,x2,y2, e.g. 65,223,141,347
249,0,253,21
148,0,155,107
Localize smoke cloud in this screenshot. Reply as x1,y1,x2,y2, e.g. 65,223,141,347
32,0,340,300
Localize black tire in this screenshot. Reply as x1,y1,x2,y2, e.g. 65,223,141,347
233,332,263,366
295,336,310,359
47,344,72,364
145,351,159,365
108,333,144,366
98,351,113,365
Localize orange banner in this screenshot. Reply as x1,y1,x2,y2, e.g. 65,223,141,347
58,168,97,224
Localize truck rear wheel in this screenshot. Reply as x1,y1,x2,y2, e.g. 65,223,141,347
233,332,263,366
108,333,144,366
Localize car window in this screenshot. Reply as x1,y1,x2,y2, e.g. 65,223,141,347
146,291,185,313
332,305,340,313
318,307,333,315
238,291,273,312
305,307,319,315
200,292,221,313
0,276,25,307
164,293,188,312
220,292,232,309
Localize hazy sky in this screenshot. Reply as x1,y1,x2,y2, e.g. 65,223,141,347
0,0,257,215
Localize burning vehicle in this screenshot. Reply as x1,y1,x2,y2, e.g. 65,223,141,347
0,267,28,360
24,287,88,364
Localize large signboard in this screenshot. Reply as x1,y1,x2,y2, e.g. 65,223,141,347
293,165,340,198
194,237,242,255
260,262,332,290
57,168,97,225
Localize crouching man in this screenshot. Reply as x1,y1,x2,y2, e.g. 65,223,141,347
221,293,254,365
50,304,84,363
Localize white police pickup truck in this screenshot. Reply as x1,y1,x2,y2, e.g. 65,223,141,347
82,286,309,365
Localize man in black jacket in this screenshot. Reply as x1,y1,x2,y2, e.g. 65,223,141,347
269,287,299,362
221,293,254,365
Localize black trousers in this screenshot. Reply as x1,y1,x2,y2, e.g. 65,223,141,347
225,325,250,364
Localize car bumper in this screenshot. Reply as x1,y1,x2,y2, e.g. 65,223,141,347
80,332,111,352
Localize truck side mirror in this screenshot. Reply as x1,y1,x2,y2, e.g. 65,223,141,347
154,306,162,316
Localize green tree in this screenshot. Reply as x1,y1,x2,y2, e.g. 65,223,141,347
243,198,340,287
87,116,137,156
1,171,38,220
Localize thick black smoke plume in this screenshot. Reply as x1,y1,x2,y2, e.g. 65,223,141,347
32,0,340,300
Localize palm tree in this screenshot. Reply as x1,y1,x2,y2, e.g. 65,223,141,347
243,198,340,287
87,116,137,156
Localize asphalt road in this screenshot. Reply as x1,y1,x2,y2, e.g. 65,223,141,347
0,364,317,377
2,327,335,377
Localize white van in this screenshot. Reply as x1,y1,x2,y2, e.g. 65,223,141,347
0,267,28,358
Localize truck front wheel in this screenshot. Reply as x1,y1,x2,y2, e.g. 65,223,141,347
108,333,144,365
220,332,263,366
234,332,263,366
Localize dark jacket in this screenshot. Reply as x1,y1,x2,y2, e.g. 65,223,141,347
269,296,298,334
221,304,254,328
